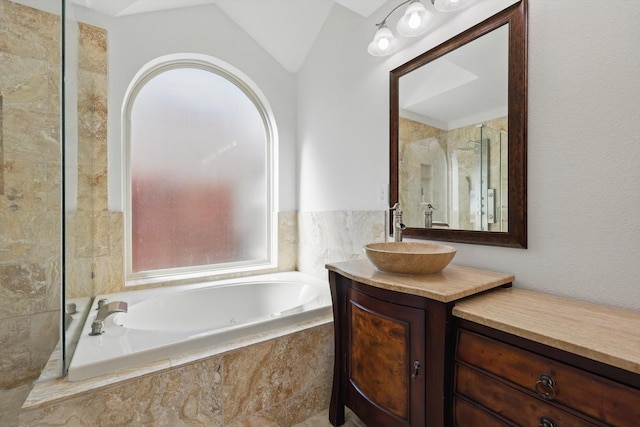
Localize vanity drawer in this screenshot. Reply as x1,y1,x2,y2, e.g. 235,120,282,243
454,397,509,427
456,329,640,426
455,363,600,426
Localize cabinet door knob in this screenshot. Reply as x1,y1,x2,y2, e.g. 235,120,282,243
535,373,556,400
538,417,557,427
411,360,421,379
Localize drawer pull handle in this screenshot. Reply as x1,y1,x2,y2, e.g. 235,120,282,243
535,374,556,400
411,361,421,379
538,417,557,427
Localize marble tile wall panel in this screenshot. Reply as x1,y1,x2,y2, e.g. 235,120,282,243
297,210,386,278
0,0,61,403
19,323,333,427
0,0,60,64
1,96,3,194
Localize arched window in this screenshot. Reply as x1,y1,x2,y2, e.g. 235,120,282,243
124,55,277,285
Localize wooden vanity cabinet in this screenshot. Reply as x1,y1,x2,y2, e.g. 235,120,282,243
328,270,456,427
453,319,640,427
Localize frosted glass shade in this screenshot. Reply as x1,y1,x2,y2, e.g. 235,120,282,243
397,1,432,37
431,0,474,12
367,26,399,56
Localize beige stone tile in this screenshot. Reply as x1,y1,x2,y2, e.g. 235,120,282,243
72,211,94,258
78,22,107,74
93,254,123,295
0,52,52,112
0,157,48,211
222,324,333,425
92,211,111,257
109,211,123,256
77,70,108,142
64,257,94,299
297,245,328,279
286,383,331,427
350,211,386,251
20,356,225,427
1,107,59,162
0,384,31,427
225,410,286,427
0,210,59,264
0,0,60,64
298,212,328,249
222,338,283,423
44,259,62,312
0,316,35,389
0,264,47,318
292,408,366,427
278,211,298,271
29,311,59,362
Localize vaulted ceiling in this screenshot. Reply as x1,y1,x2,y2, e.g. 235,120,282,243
71,0,388,72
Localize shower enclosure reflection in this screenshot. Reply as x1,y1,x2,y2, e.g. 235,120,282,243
399,118,507,231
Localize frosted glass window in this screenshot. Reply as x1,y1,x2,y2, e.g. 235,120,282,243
126,63,274,283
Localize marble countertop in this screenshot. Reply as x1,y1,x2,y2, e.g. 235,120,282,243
325,260,514,303
453,287,640,375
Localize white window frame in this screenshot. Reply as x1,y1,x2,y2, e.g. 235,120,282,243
122,53,278,286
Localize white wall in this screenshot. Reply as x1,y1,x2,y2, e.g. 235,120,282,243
298,0,640,311
73,4,299,213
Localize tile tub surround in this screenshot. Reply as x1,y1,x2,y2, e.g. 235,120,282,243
20,319,334,427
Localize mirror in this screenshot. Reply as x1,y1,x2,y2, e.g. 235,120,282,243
390,0,527,248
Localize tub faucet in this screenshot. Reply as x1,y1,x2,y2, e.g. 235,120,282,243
89,301,128,336
391,203,406,242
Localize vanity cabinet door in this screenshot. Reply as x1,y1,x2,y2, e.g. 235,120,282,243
346,288,426,427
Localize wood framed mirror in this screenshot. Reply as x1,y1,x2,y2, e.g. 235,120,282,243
390,0,527,248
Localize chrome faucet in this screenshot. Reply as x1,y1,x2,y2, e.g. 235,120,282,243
391,203,406,242
421,203,434,228
89,301,128,336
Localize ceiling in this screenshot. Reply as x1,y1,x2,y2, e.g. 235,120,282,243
70,0,388,72
65,0,504,126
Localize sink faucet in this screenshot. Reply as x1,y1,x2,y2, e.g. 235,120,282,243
391,203,406,242
89,301,128,336
421,203,434,228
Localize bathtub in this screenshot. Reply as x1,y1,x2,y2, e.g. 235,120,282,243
67,271,332,382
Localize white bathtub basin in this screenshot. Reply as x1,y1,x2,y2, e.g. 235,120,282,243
68,271,331,381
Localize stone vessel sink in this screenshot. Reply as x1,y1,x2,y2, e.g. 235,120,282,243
364,242,457,275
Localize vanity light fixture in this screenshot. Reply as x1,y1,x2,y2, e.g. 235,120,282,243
368,0,475,57
431,0,475,12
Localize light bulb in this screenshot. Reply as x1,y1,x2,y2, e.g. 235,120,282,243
378,37,390,51
397,1,432,37
408,12,421,29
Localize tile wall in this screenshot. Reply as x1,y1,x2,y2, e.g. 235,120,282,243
0,1,61,424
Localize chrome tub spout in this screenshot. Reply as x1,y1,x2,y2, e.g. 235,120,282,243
89,301,128,336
